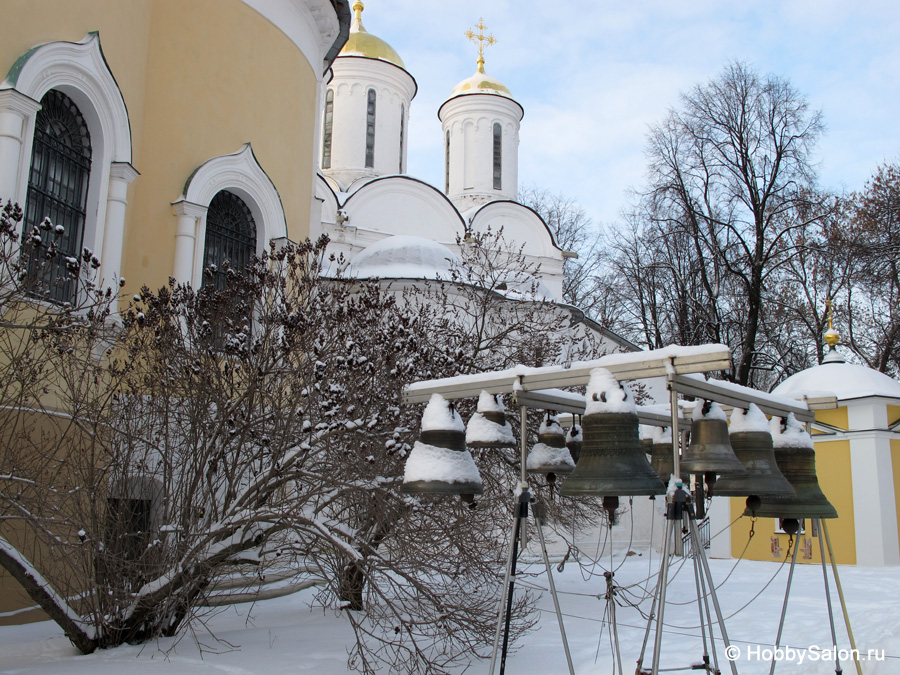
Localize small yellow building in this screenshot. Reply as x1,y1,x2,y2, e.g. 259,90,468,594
711,347,900,567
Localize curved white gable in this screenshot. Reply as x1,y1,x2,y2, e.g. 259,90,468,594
468,200,560,259
342,176,464,243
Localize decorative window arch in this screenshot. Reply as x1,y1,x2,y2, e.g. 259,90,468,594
0,33,137,291
173,144,287,289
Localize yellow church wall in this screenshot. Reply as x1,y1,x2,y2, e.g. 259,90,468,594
730,438,855,565
813,406,848,431
1,0,319,298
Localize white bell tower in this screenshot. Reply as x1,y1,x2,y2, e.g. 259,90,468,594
321,1,417,188
438,19,523,211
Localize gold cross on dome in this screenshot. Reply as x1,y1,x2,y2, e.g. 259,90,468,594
465,18,497,73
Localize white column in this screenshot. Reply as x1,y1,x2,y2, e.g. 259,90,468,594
171,200,206,285
100,162,139,289
847,401,900,566
0,89,41,205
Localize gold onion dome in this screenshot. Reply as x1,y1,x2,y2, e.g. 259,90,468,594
451,18,512,98
339,1,405,68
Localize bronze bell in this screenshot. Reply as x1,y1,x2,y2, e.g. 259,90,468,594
560,411,666,497
401,396,483,498
526,413,575,480
681,402,743,474
714,430,795,498
466,391,516,449
649,429,675,484
566,423,583,464
744,416,837,519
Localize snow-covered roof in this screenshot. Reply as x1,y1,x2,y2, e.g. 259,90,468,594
346,235,460,281
774,361,900,402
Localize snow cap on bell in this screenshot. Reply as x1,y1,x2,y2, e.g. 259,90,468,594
466,390,515,448
584,368,636,415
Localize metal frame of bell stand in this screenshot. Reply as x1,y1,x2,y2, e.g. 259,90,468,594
489,404,575,675
635,480,738,675
768,518,861,675
401,346,839,674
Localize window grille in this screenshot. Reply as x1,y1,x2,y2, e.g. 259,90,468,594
203,190,256,290
25,89,92,303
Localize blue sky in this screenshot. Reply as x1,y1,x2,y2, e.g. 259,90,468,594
358,0,899,227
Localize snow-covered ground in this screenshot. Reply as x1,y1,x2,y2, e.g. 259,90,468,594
2,549,899,674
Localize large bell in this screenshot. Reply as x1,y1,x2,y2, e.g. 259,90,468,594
681,401,743,474
466,391,516,449
715,406,794,498
560,412,666,496
649,427,675,484
745,414,837,519
526,413,575,479
402,394,483,498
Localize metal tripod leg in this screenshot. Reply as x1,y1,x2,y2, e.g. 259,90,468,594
533,503,575,675
490,496,526,675
635,517,667,675
604,570,624,675
689,515,734,675
649,517,675,675
821,521,863,675
769,535,800,675
686,512,715,674
814,519,842,674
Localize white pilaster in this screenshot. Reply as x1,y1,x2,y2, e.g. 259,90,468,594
171,200,206,285
0,89,41,205
99,162,139,289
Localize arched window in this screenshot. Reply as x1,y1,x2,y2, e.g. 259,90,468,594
322,89,334,170
365,88,376,169
25,89,92,303
202,190,256,290
444,130,450,194
399,103,405,173
492,122,502,190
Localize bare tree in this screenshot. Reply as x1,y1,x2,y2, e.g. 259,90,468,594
626,61,832,386
845,161,900,375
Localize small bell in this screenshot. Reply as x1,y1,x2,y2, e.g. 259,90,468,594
526,412,575,481
714,405,795,499
681,400,743,474
401,394,483,498
566,421,583,464
466,391,516,448
649,426,675,484
744,414,837,519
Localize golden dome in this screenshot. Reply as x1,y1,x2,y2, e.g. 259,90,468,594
450,60,512,97
339,2,405,68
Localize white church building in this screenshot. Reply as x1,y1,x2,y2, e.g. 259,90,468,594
310,2,605,327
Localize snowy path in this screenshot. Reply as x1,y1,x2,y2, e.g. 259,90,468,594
2,552,899,674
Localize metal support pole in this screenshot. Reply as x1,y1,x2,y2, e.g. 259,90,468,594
650,495,680,675
490,507,523,675
687,511,713,673
769,536,800,675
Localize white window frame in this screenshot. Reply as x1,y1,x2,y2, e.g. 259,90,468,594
0,33,136,291
172,144,287,289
